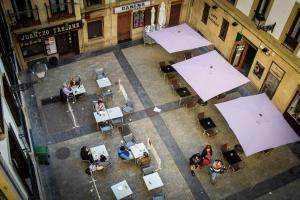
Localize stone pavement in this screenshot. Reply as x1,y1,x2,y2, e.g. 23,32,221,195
24,41,300,200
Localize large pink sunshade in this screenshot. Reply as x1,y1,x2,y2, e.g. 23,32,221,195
215,93,300,156
147,23,212,53
173,50,249,101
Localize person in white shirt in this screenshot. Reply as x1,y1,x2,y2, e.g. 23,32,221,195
62,83,73,96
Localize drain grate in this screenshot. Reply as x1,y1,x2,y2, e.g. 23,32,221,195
55,147,71,160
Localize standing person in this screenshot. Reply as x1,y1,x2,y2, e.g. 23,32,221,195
189,153,201,176
80,146,94,163
209,159,225,185
200,145,213,166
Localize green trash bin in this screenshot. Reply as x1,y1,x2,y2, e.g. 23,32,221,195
35,146,49,165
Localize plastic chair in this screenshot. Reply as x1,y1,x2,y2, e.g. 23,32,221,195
99,121,113,134
112,117,123,127
142,165,155,176
122,133,136,148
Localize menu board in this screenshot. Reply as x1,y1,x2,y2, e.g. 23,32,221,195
45,36,57,55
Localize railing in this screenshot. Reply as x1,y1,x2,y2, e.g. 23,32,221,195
45,2,75,22
7,6,40,30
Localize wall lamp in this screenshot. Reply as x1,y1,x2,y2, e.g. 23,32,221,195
232,22,238,26
212,5,218,9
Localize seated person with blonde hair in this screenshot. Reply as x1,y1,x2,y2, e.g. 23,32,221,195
137,152,151,168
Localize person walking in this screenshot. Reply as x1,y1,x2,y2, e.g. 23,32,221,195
209,159,225,185
189,153,201,176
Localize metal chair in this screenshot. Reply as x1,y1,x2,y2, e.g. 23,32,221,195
112,117,123,128
67,93,76,104
122,133,136,148
122,100,134,116
95,68,107,80
99,121,113,134
152,195,166,200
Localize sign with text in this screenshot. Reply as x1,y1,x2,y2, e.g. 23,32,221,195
114,1,150,13
18,20,82,42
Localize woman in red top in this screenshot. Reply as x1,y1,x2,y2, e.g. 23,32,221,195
200,145,213,166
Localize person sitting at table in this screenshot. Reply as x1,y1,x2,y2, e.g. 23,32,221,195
96,99,106,113
200,145,213,166
62,83,73,96
137,152,151,168
117,146,133,160
189,153,201,176
80,146,94,163
70,76,81,87
85,164,104,175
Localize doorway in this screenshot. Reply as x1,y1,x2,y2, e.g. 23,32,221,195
118,12,131,43
55,31,78,56
229,39,257,76
169,2,182,26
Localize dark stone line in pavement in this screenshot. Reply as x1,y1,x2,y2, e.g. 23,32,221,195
225,165,300,200
113,48,209,199
151,116,210,200
113,48,154,108
45,124,96,145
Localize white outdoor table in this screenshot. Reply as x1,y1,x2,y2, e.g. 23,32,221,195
96,77,112,88
143,172,164,191
93,111,110,130
107,107,123,119
111,180,133,200
129,143,149,159
90,144,109,160
71,84,86,96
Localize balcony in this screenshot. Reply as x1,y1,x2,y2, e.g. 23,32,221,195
8,6,41,30
45,2,75,22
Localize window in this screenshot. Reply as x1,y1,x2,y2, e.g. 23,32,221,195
219,19,229,41
88,20,103,39
133,11,144,28
50,0,67,14
287,91,300,125
201,3,210,24
11,0,33,21
227,0,236,5
253,0,270,22
87,0,101,6
283,9,300,51
21,42,45,58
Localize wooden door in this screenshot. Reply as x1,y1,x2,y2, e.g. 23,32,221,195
229,41,248,71
56,32,75,55
118,12,131,42
169,3,181,26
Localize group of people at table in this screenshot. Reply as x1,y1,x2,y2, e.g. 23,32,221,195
60,76,83,102
189,145,226,185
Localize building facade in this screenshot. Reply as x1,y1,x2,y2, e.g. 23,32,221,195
2,0,189,70
0,2,41,199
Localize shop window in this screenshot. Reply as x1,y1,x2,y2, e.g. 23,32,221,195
88,20,103,39
227,0,236,5
133,11,144,28
287,91,300,125
21,42,45,58
253,0,271,22
201,3,210,25
87,0,101,6
219,19,229,41
283,9,300,51
49,0,67,14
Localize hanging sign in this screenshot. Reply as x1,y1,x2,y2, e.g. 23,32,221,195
114,1,150,13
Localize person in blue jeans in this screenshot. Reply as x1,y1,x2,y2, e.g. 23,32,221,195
118,146,133,160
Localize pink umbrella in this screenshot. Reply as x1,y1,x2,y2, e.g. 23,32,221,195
173,50,249,101
147,23,211,53
215,93,300,156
